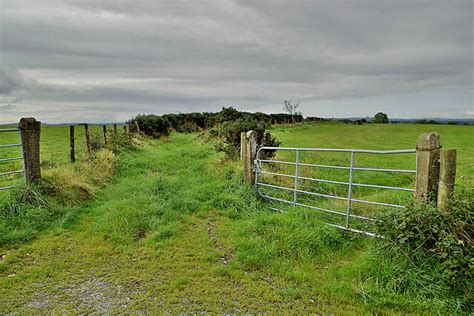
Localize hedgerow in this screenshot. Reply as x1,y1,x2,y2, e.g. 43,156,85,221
129,107,304,138
130,107,288,159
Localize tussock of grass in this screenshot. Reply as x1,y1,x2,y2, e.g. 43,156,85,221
42,167,96,205
0,149,118,246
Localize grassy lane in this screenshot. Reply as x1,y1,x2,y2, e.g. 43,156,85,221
0,132,456,313
0,134,353,313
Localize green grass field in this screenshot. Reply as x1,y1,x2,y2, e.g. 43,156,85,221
263,123,474,232
0,122,472,313
0,124,116,197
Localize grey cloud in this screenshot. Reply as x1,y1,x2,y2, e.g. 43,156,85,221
0,0,472,123
0,68,26,95
0,104,16,110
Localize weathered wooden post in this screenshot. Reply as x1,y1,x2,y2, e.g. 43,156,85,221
70,125,75,163
113,124,118,136
415,132,441,202
19,117,41,183
437,149,456,211
103,125,108,145
243,130,258,185
84,123,92,156
240,132,246,160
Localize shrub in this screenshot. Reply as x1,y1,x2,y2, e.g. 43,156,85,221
131,114,170,137
371,195,473,311
373,112,389,124
107,130,137,154
215,117,281,159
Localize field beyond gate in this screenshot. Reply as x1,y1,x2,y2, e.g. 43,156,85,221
255,146,417,236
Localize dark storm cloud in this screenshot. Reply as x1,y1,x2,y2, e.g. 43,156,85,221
0,0,472,122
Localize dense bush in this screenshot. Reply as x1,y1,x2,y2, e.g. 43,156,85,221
130,114,170,137
372,196,473,311
214,117,281,159
373,112,389,124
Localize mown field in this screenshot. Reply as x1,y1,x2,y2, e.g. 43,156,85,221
0,122,472,313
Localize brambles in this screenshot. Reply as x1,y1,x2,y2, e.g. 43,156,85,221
370,195,473,312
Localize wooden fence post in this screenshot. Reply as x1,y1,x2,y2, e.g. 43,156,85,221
243,130,257,185
84,123,92,156
103,125,108,145
70,125,75,163
113,124,118,136
415,132,441,202
437,149,456,211
19,117,41,183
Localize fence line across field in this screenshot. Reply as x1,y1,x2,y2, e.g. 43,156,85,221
0,119,135,192
0,128,26,190
254,146,418,237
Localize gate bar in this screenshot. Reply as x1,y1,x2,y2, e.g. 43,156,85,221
0,157,23,163
0,170,24,177
259,193,377,221
0,185,21,191
0,143,21,149
0,128,20,132
258,146,416,154
258,171,414,192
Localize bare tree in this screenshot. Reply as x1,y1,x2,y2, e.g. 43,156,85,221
283,100,300,123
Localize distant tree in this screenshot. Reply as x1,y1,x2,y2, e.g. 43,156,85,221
283,100,300,123
373,112,389,124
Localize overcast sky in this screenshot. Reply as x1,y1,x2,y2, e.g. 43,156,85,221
0,0,473,123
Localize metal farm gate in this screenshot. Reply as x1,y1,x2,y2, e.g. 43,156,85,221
254,146,417,236
0,128,26,190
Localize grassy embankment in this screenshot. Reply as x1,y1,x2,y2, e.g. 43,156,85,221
0,123,472,313
0,124,123,245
